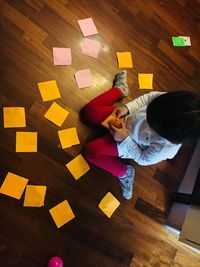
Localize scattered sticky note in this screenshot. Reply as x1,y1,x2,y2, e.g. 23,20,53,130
38,80,61,102
3,107,26,128
53,47,72,65
78,18,98,37
101,113,117,129
49,200,75,228
0,172,28,199
98,192,120,218
172,36,185,47
58,127,80,149
66,154,90,180
74,69,92,88
116,52,133,68
82,38,101,58
138,73,153,89
23,185,47,207
179,36,191,46
16,132,37,152
44,102,69,127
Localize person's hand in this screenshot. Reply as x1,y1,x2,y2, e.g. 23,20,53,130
109,121,129,142
113,105,129,119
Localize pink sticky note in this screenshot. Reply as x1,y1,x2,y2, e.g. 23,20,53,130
74,69,92,89
78,18,98,37
82,38,101,58
53,47,72,65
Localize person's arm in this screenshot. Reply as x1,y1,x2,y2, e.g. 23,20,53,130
114,91,164,119
117,136,181,165
125,91,165,114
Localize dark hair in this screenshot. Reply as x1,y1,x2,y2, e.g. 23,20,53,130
147,91,200,144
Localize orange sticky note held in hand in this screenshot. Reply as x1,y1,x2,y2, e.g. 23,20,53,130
108,119,122,129
101,113,122,129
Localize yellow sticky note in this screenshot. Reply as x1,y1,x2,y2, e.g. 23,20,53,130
16,132,37,152
3,107,26,128
0,172,28,199
138,73,153,89
44,102,69,127
58,127,80,149
23,185,47,207
49,200,75,228
66,154,90,180
117,52,133,68
98,192,120,218
38,80,61,102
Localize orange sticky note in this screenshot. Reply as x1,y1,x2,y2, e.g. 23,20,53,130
138,73,153,89
44,102,69,127
66,154,90,180
116,52,133,68
49,200,75,228
16,132,37,152
23,185,47,207
101,113,117,129
3,107,26,128
58,128,80,149
38,80,61,102
98,192,120,218
0,172,29,199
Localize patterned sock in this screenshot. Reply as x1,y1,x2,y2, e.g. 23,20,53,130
113,70,129,97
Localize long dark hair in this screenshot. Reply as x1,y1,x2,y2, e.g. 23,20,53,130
147,91,200,144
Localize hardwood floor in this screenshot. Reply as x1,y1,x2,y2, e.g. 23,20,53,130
0,0,200,266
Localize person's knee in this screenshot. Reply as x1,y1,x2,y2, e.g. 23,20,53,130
84,142,98,161
83,104,96,122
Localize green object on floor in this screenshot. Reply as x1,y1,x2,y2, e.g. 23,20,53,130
172,36,185,47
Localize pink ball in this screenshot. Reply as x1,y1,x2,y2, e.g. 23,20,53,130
48,256,63,267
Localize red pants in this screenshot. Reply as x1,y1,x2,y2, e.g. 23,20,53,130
83,87,127,177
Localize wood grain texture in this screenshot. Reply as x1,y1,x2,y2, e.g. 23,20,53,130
0,0,200,266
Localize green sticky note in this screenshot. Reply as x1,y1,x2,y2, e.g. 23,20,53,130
172,37,185,47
